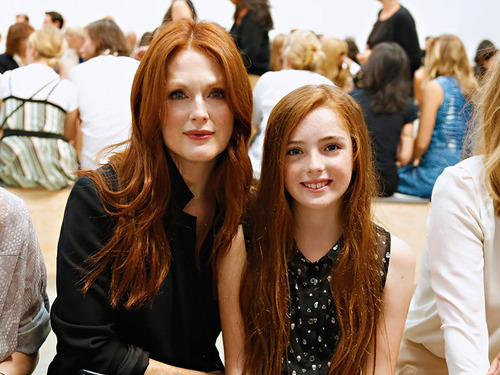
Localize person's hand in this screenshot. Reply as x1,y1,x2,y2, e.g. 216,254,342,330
487,351,500,375
132,46,149,61
356,49,372,65
412,157,421,167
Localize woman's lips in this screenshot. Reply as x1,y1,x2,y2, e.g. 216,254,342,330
183,130,214,140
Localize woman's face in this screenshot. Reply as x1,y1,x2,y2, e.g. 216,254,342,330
79,29,97,61
162,48,234,173
284,106,353,215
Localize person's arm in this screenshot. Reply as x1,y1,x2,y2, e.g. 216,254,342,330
365,236,416,374
218,226,246,375
397,122,414,167
0,352,38,375
63,109,78,142
427,166,490,374
50,176,149,374
412,80,443,165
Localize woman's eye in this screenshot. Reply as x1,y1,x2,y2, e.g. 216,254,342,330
169,90,186,99
210,89,226,99
325,144,339,152
286,148,302,156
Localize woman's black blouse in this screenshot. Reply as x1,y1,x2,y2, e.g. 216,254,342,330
230,11,270,76
283,228,391,374
48,157,224,374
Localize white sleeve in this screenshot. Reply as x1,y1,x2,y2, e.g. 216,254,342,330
0,71,11,99
427,166,489,374
252,77,264,129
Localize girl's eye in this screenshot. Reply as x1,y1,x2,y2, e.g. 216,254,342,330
210,89,226,99
169,90,186,99
325,144,339,152
286,148,302,156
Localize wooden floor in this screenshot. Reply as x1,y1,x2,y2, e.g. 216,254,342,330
3,187,430,374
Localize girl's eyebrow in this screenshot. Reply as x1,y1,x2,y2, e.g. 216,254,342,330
287,135,349,145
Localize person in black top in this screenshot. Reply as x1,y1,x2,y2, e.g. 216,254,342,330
230,0,273,76
48,20,253,375
0,23,34,74
351,42,418,196
358,0,421,77
236,85,415,374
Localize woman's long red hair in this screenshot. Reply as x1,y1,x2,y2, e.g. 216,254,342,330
240,85,382,374
80,20,253,309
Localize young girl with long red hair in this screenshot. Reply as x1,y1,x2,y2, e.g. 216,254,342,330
49,20,253,374
228,85,415,375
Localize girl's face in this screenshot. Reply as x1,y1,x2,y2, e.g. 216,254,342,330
284,106,353,215
162,48,234,173
79,29,97,61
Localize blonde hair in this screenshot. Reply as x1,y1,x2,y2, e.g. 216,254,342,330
424,34,477,98
474,53,500,215
282,30,324,73
321,37,350,91
270,33,288,71
29,25,66,67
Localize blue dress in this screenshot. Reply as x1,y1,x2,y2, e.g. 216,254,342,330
397,76,472,198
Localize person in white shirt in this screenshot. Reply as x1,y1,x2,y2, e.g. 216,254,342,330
248,30,334,179
397,54,500,375
69,18,139,170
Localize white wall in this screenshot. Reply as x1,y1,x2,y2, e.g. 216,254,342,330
2,0,499,63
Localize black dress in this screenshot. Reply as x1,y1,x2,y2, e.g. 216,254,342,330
367,6,422,75
230,11,270,76
283,228,391,374
350,89,418,196
49,155,224,374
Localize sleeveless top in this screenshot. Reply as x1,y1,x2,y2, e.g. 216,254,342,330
0,74,78,190
283,227,391,374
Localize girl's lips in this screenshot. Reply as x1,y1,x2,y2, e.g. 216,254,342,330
301,180,332,191
183,130,214,140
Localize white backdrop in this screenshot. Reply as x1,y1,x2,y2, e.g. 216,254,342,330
2,0,500,63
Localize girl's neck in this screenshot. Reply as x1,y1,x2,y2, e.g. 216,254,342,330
292,205,342,262
379,0,401,21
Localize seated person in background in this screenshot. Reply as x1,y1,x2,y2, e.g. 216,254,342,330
0,187,50,375
69,18,139,170
269,33,287,71
351,42,417,196
321,37,352,92
397,34,477,199
0,26,79,190
0,23,34,74
161,0,197,23
397,53,500,375
249,30,333,178
474,39,497,84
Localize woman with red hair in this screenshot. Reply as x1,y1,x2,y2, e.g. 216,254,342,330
235,85,415,374
49,20,253,374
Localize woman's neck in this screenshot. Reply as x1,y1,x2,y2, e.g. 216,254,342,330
292,205,342,262
379,0,401,21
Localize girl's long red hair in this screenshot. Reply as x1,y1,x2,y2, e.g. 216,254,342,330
240,85,382,374
81,20,253,309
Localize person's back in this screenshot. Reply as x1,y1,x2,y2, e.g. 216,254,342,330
0,26,79,190
69,55,139,169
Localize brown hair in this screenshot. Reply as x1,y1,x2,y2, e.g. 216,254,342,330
5,23,34,56
474,53,500,215
85,18,130,58
81,20,253,308
240,84,381,374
